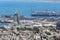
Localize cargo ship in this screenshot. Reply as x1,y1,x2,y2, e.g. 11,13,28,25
31,10,60,17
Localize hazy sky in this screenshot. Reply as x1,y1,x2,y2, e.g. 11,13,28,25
0,0,60,2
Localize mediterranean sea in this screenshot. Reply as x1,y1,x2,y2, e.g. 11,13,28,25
0,2,60,18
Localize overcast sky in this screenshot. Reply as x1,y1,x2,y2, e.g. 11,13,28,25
0,0,60,2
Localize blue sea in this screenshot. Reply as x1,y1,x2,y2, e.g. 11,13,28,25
0,2,60,18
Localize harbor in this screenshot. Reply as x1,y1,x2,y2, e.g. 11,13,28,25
0,11,60,40
0,1,60,40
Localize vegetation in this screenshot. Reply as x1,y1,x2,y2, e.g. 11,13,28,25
16,27,39,33
16,33,20,36
17,27,20,31
45,32,51,35
20,27,32,31
32,27,39,33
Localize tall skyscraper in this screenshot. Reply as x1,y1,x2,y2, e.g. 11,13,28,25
14,12,19,26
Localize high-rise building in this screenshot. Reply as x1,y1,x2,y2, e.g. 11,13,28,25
14,12,19,26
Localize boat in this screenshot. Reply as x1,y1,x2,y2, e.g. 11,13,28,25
31,10,60,17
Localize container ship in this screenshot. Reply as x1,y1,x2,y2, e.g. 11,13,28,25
31,10,60,17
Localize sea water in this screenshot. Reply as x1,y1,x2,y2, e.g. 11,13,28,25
0,2,60,18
